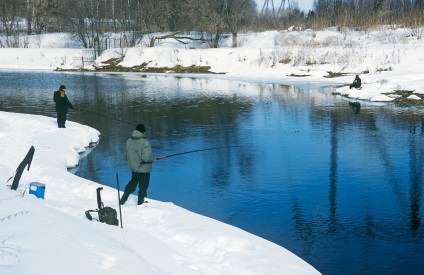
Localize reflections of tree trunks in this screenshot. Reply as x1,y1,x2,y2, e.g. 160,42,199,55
349,101,361,114
368,115,409,216
290,197,316,258
329,112,339,232
409,119,423,232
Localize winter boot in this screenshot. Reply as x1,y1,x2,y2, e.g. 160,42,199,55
137,197,144,205
120,192,130,205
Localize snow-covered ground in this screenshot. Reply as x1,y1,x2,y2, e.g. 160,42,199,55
0,112,319,274
1,27,424,274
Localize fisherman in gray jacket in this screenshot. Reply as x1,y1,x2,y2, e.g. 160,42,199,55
120,123,156,205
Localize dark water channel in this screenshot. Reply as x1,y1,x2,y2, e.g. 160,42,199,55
1,70,424,274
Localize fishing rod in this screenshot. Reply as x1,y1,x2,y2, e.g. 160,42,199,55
76,108,136,126
156,146,237,160
76,108,170,136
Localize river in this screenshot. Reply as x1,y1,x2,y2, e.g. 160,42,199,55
1,70,424,274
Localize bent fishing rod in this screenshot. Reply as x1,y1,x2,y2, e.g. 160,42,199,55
156,146,238,160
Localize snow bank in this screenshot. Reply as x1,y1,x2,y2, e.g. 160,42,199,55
0,111,320,274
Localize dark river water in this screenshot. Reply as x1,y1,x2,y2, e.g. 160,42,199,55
1,70,424,274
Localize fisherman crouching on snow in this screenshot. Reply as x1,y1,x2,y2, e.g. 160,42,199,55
350,75,362,89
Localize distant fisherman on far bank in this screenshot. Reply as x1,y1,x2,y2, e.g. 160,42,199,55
53,85,74,128
350,75,362,89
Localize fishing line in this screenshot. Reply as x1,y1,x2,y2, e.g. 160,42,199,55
76,108,171,137
76,108,136,126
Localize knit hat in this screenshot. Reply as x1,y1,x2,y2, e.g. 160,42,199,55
59,85,66,90
136,124,146,133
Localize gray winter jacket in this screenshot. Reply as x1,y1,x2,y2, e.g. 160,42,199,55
124,130,156,173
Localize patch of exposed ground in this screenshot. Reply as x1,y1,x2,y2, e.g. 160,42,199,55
385,90,424,106
94,59,214,73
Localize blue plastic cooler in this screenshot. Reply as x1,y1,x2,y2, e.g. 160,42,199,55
29,182,46,199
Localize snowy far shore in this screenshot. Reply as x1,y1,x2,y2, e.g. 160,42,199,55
1,28,424,103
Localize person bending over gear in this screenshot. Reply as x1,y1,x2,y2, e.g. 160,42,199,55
120,124,156,205
53,85,74,128
350,75,362,89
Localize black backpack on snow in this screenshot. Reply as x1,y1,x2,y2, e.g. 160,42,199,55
85,187,119,226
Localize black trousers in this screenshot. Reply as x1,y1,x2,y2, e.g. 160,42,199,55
121,172,150,204
57,113,67,127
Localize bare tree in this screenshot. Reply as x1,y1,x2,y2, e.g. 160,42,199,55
0,0,26,47
2,0,424,50
224,0,257,47
66,0,104,50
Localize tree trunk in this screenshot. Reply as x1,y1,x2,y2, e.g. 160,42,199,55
149,36,156,47
213,31,221,48
26,19,32,35
232,32,237,48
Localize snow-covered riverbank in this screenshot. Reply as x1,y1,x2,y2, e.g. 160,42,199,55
1,28,424,103
0,111,320,274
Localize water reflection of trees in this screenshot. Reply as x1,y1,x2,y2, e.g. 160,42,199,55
289,101,424,271
408,116,424,232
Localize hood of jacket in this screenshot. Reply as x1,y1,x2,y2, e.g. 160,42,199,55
125,130,154,173
131,130,145,139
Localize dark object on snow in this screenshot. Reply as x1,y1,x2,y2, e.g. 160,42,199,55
116,173,123,229
85,187,119,226
350,75,362,89
7,146,35,190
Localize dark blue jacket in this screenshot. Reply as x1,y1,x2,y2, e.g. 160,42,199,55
53,91,74,114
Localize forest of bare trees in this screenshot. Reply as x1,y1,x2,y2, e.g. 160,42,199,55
1,0,424,50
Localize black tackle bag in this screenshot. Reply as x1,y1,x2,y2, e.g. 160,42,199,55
85,187,119,226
